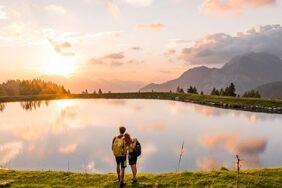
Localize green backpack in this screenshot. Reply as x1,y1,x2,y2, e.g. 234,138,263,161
112,137,126,157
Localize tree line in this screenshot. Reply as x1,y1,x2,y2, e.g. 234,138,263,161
0,79,70,96
175,83,260,98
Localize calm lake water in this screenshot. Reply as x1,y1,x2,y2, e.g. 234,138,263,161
0,99,281,173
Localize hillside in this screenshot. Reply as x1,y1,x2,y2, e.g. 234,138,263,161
1,168,282,187
141,52,282,94
40,75,145,94
255,82,282,99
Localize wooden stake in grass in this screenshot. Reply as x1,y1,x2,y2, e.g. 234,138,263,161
236,154,241,188
176,141,184,172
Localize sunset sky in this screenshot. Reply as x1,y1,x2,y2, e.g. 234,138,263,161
0,0,281,88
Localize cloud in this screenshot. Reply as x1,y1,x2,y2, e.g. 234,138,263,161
0,142,23,165
200,0,276,14
59,143,78,154
89,58,105,65
103,52,124,59
105,0,120,17
136,23,165,31
121,0,153,7
47,39,75,56
131,46,142,50
89,52,125,67
45,4,67,14
180,24,282,65
164,48,177,63
0,5,8,20
111,61,124,67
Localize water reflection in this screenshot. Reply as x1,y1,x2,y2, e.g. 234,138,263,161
20,100,50,111
198,133,267,169
0,103,5,112
0,99,281,172
0,142,23,167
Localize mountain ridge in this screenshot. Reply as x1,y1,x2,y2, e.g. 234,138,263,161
140,52,282,94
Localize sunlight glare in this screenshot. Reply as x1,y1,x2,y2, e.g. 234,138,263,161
44,52,77,77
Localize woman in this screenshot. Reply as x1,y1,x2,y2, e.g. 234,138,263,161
124,133,138,183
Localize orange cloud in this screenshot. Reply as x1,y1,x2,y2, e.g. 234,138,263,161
103,52,124,60
200,0,276,14
136,23,165,31
58,143,77,154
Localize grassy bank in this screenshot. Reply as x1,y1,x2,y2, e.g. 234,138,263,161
1,92,282,113
1,167,282,187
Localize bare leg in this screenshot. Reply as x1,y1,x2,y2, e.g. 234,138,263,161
131,164,137,180
116,165,120,182
120,167,125,183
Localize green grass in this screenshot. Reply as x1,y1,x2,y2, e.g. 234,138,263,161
1,167,282,187
1,92,282,114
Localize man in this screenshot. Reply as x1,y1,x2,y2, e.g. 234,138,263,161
112,126,127,187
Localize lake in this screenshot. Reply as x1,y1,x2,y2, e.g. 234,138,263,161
0,99,281,173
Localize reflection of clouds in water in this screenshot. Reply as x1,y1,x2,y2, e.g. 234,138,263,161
133,105,142,111
104,99,126,106
14,125,42,142
193,105,224,118
0,142,23,165
81,161,101,173
137,122,166,133
192,103,282,123
138,143,158,170
197,156,219,170
58,143,78,154
52,105,79,134
199,133,267,169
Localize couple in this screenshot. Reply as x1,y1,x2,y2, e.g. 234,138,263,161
112,126,141,187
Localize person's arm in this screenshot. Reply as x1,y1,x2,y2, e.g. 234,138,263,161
112,137,116,151
131,138,137,148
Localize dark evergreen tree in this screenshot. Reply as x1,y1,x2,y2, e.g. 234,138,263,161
243,90,261,98
98,88,103,94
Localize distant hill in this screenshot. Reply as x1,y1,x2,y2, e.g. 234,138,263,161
255,82,282,99
40,75,145,94
140,52,282,94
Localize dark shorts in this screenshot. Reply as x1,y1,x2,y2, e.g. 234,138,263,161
128,153,138,165
115,156,127,168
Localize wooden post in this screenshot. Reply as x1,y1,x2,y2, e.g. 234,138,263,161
236,155,241,188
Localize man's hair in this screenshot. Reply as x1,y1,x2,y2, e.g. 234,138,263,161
119,126,126,134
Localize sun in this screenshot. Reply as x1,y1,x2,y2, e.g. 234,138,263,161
44,53,77,77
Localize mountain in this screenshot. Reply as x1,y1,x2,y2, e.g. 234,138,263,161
140,52,282,94
254,82,282,99
39,75,145,93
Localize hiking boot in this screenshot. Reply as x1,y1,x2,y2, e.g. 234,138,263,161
119,181,126,187
131,178,137,183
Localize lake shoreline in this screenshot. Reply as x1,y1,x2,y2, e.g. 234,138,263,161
1,167,282,187
1,92,282,114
